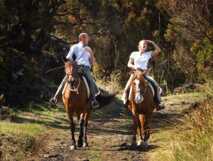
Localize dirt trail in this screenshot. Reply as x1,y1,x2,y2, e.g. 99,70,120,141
28,93,205,161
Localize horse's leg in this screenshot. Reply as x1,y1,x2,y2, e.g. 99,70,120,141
131,112,138,146
138,114,145,147
143,117,151,148
82,113,89,147
78,113,84,147
69,115,76,150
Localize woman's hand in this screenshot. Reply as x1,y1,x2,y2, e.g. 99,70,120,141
146,40,161,57
146,40,155,45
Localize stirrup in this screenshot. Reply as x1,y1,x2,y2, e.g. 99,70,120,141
49,97,58,105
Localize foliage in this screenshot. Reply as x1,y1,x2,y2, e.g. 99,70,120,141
0,0,67,105
0,0,212,105
160,0,213,83
55,0,170,82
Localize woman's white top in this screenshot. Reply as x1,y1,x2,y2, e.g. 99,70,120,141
130,51,153,70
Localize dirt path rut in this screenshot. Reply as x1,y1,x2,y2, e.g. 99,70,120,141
29,93,205,161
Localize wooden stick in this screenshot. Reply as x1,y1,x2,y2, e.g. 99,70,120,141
45,65,64,74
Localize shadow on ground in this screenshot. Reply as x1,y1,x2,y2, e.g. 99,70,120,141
11,96,185,137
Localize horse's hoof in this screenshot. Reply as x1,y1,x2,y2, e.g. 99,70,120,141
70,145,76,150
130,142,137,148
137,140,143,147
142,141,149,149
78,140,83,147
83,142,88,148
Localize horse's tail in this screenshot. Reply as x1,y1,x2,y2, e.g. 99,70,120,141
96,89,116,107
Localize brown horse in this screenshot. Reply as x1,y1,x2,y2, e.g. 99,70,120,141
128,69,156,148
62,60,91,150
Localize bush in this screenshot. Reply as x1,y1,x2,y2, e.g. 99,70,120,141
164,99,213,161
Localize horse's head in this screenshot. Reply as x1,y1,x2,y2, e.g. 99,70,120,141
63,57,79,87
134,69,146,84
133,69,147,104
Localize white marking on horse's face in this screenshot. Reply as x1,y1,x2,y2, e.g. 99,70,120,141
135,79,140,92
134,79,143,104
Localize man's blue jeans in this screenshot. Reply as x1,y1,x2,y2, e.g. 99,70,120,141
81,66,100,98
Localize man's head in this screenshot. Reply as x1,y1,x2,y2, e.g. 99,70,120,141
79,33,89,45
138,40,148,53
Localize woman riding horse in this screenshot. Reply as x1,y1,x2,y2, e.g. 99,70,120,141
122,40,164,110
123,40,164,147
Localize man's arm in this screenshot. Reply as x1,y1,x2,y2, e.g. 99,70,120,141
146,40,161,58
66,45,76,61
85,47,96,66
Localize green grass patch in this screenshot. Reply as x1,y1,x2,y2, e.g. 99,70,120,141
0,121,44,161
0,121,44,137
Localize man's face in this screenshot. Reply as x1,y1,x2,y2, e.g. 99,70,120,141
81,35,89,45
138,40,148,52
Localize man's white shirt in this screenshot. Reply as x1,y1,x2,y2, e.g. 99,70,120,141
66,42,91,68
130,51,152,70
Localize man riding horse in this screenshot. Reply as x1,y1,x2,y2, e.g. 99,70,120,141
122,39,164,110
51,33,100,108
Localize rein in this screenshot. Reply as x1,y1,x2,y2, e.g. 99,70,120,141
137,81,148,96
141,84,148,96
133,72,149,104
66,75,81,94
134,71,149,96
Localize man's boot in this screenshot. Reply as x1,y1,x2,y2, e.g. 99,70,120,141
50,75,67,105
91,97,100,110
50,97,58,105
156,102,165,111
155,92,165,111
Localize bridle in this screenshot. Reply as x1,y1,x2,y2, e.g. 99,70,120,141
67,75,81,94
65,61,81,94
133,69,148,104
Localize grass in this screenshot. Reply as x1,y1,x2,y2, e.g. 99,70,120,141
170,100,213,161
0,121,44,137
149,99,213,161
0,103,66,161
0,121,44,161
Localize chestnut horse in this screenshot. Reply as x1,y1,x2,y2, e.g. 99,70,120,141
62,60,90,150
128,69,156,148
